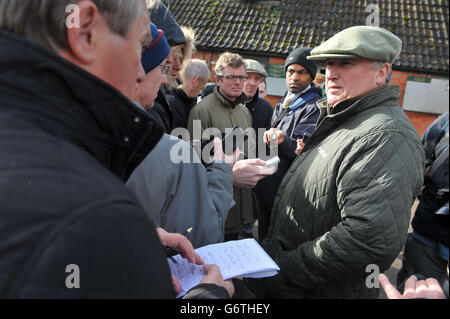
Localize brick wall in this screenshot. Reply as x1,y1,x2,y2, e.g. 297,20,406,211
192,50,219,82
193,49,440,136
404,111,438,138
390,70,437,107
390,70,439,137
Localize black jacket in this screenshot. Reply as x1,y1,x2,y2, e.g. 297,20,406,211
412,112,449,246
255,85,322,210
0,31,175,298
244,91,274,133
168,88,197,129
148,87,174,134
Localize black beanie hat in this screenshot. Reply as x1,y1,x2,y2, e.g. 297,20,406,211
284,47,317,79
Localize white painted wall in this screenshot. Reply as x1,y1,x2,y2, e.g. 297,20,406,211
403,77,449,115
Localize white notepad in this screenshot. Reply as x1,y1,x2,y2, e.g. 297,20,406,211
167,238,280,298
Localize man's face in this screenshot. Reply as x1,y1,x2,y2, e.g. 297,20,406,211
243,72,263,99
258,82,266,98
96,9,150,100
285,64,312,94
325,58,380,106
193,78,208,97
136,64,168,109
216,65,246,101
169,46,183,80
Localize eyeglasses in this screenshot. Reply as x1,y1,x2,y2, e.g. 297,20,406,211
159,64,170,74
286,69,310,76
218,75,248,82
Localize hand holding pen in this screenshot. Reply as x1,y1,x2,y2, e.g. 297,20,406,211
156,227,203,265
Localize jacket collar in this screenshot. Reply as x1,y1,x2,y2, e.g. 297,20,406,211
278,84,323,107
306,84,400,148
172,88,197,109
214,86,247,109
244,89,260,109
316,84,399,124
0,31,163,181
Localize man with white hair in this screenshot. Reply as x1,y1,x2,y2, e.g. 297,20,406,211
246,26,425,299
170,59,211,129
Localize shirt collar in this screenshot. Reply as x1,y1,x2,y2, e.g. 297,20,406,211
286,84,312,103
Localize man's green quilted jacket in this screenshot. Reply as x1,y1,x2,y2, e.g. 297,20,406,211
261,85,425,298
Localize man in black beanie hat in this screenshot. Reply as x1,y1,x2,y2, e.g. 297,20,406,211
256,47,322,241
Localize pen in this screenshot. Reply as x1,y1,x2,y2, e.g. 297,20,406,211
166,248,178,264
169,256,177,264
182,227,193,237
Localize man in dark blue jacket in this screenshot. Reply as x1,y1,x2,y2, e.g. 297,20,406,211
243,59,274,136
397,112,449,289
256,47,322,241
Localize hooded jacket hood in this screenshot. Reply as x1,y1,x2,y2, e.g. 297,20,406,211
149,1,186,46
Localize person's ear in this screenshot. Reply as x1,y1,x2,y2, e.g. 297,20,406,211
136,63,146,85
192,76,200,88
65,1,103,64
376,63,391,85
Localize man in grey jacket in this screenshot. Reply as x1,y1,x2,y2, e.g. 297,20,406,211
127,134,237,248
127,24,237,249
245,26,425,298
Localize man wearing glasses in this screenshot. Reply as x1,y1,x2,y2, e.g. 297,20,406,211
188,52,268,242
128,25,237,250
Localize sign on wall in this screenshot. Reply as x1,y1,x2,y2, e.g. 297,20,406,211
402,76,449,115
266,78,287,97
266,64,285,78
266,64,286,97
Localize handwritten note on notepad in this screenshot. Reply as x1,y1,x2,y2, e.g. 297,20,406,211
167,238,280,297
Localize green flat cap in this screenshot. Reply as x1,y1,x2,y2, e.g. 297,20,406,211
307,26,402,64
244,59,268,77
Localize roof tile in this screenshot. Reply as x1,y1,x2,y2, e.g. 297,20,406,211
164,0,449,72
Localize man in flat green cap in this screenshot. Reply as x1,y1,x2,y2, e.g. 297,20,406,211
307,25,402,107
245,26,426,298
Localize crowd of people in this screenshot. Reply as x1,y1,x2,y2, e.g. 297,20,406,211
0,0,447,299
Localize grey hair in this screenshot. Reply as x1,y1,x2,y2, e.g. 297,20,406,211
183,59,210,82
0,0,147,51
372,60,392,83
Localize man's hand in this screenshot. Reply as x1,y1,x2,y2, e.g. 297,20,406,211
200,264,235,298
212,137,240,167
264,128,285,146
233,158,276,189
156,227,204,265
172,274,181,295
379,274,446,299
295,139,306,155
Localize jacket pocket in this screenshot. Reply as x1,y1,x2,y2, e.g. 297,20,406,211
277,232,297,251
276,210,306,251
